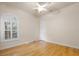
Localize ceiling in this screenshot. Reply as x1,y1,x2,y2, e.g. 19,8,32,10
0,2,76,17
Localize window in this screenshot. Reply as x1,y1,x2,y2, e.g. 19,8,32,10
4,18,11,39
12,17,17,39
0,14,18,41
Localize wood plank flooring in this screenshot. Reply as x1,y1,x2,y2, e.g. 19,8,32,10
0,40,79,56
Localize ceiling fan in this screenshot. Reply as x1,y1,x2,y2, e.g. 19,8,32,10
34,2,50,13
33,2,61,16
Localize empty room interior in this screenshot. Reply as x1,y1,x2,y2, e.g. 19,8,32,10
0,2,79,56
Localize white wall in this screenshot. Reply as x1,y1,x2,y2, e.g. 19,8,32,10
1,3,79,50
0,4,39,50
40,3,79,49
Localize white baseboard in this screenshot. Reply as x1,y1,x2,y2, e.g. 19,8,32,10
43,39,79,49
0,39,79,50
0,40,34,50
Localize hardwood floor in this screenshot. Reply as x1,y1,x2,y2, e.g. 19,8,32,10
0,40,79,56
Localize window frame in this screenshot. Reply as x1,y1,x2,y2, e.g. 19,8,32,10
0,14,19,42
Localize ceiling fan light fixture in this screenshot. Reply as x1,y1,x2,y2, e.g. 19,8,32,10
34,2,49,13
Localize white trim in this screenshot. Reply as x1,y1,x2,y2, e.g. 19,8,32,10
43,39,79,49
0,40,34,50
